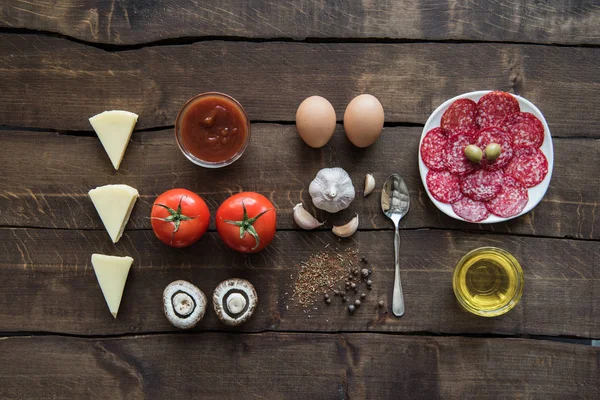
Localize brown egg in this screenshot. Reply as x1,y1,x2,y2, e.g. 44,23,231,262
295,96,337,148
343,94,384,147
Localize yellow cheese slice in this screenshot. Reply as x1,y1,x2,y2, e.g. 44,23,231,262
91,254,133,318
89,110,138,170
89,184,139,243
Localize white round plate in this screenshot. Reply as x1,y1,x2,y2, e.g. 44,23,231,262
419,90,554,224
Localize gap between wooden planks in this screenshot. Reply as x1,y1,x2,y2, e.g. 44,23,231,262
0,333,598,399
0,35,598,136
1,228,598,338
0,0,598,45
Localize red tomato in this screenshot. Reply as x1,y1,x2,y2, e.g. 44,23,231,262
151,189,210,248
216,192,276,253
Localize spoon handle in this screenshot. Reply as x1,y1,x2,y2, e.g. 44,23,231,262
392,224,405,316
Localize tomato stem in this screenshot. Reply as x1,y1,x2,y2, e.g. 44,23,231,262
223,200,272,251
154,196,195,245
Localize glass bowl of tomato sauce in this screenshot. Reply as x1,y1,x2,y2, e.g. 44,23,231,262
175,92,251,168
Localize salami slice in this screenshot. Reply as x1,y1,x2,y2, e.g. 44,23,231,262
426,170,463,204
504,147,548,188
446,132,475,176
420,128,448,171
503,112,544,148
441,98,477,135
476,91,520,129
486,176,528,218
460,169,504,202
452,197,490,222
475,127,513,171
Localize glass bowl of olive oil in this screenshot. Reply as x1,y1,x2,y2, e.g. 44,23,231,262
453,247,524,317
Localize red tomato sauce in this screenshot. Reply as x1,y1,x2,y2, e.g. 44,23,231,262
178,95,248,163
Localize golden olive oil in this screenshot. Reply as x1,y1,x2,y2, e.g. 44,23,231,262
453,247,524,317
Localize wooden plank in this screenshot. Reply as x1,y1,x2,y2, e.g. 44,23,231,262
1,228,598,337
1,128,598,240
0,35,599,136
0,333,598,399
1,0,599,45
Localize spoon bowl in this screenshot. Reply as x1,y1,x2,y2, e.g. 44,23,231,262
381,174,410,317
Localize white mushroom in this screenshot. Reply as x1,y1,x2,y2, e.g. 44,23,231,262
163,280,207,329
213,278,258,326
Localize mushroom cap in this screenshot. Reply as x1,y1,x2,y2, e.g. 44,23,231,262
163,280,207,329
213,278,258,326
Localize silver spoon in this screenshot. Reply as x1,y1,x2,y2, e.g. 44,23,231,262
381,174,410,317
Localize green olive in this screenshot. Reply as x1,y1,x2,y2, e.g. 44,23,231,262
464,145,483,164
485,143,502,161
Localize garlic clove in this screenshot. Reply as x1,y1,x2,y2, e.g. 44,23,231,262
364,174,375,197
293,203,324,230
332,214,359,237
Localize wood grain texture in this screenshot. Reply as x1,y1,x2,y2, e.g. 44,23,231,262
1,0,599,45
1,228,598,337
1,35,599,135
1,128,598,239
0,333,598,399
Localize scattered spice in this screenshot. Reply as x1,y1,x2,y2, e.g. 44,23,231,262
378,300,385,308
290,246,379,315
291,247,358,307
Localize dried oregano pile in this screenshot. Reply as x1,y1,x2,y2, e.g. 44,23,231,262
291,247,383,313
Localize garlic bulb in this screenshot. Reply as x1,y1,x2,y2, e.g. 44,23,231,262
332,214,359,237
364,174,375,197
309,167,355,213
293,203,324,230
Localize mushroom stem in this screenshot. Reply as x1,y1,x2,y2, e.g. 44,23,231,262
172,292,194,317
227,293,247,314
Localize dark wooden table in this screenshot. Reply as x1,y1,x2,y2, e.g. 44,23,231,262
1,1,599,398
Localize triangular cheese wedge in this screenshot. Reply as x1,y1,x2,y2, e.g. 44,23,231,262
91,254,133,318
89,184,139,243
89,110,138,170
